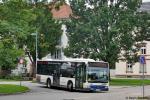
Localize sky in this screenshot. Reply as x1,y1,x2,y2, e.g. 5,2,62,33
143,0,150,2
0,0,149,3
65,0,150,4
66,0,150,3
66,0,150,4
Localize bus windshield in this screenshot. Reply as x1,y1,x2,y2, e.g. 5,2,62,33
87,63,109,83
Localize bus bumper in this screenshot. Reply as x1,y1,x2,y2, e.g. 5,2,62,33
83,83,109,91
89,85,109,91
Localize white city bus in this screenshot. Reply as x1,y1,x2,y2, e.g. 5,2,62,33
36,59,109,91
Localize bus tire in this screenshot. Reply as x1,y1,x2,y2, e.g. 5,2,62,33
46,79,51,88
67,81,73,92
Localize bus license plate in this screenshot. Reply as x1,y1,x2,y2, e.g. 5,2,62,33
95,89,100,91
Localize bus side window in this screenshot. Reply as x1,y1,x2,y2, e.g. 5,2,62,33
60,62,75,78
47,64,56,75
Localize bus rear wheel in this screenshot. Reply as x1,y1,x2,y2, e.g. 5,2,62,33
67,82,73,92
46,79,51,88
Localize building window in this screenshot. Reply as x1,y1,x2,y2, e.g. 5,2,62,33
140,46,146,54
139,64,147,73
126,63,133,73
54,49,61,59
54,50,58,59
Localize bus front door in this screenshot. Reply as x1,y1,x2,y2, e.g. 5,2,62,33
75,63,86,89
53,65,60,86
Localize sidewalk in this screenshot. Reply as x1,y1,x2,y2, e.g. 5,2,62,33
0,81,34,87
110,86,134,89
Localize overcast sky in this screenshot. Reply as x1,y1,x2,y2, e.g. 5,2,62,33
143,0,150,2
65,0,150,4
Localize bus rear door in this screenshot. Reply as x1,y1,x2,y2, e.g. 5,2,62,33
53,64,60,86
75,62,86,89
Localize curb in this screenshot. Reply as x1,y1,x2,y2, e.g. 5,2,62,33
110,86,136,89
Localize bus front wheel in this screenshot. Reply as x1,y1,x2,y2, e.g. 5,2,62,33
46,79,51,88
67,82,73,92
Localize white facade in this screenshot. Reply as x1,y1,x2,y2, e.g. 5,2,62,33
116,41,150,78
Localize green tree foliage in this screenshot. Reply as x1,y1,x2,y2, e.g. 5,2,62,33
0,0,32,70
0,0,35,48
135,11,150,42
0,0,62,71
0,42,23,70
65,0,149,68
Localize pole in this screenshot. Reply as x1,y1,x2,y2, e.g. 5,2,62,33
139,55,146,98
142,64,145,98
31,32,38,77
35,32,38,77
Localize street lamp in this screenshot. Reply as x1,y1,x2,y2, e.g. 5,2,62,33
31,32,38,77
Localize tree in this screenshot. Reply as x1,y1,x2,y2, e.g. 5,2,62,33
0,0,35,47
28,2,62,59
25,0,64,76
0,0,33,72
0,0,64,77
64,0,149,68
0,40,23,70
135,11,150,42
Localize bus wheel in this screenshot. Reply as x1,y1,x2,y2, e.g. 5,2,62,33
47,79,51,88
67,82,73,92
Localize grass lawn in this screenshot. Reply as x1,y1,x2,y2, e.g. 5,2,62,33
0,84,29,94
110,79,150,86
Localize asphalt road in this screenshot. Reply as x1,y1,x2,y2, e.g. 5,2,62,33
0,81,150,100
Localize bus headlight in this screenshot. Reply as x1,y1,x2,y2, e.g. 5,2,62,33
83,83,90,88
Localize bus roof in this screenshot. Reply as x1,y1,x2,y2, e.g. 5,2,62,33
37,58,108,63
